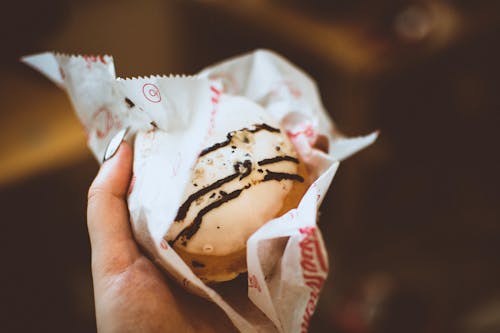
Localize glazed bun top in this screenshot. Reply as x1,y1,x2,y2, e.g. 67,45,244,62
165,95,306,256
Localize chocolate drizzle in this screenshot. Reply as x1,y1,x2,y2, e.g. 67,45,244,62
263,171,304,183
171,186,248,245
171,170,304,247
174,160,252,221
252,123,281,133
199,133,233,157
235,160,252,180
169,123,306,247
258,155,299,166
199,123,281,157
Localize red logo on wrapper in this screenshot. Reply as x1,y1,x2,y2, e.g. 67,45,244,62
83,55,107,69
210,85,221,104
248,274,262,292
197,84,221,157
208,72,239,94
92,107,114,139
142,83,162,103
205,84,221,139
270,80,302,99
312,183,321,203
299,227,328,333
287,124,315,140
284,80,302,98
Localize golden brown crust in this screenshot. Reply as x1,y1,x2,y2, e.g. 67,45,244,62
174,246,247,283
276,160,309,217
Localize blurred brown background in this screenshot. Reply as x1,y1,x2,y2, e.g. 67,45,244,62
1,0,499,332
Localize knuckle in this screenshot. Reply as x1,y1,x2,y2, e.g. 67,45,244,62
87,186,114,205
87,183,103,202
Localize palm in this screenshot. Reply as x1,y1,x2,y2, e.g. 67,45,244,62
93,255,236,333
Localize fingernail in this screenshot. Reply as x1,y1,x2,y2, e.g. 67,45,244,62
103,127,129,162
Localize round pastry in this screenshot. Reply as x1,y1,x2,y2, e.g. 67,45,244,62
164,96,309,282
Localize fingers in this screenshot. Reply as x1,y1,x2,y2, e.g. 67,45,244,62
87,141,140,277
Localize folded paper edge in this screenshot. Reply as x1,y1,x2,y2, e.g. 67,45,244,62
21,52,64,87
117,73,201,81
330,131,379,161
21,51,115,87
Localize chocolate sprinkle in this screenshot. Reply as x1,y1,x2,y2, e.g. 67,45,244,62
192,260,205,268
125,97,135,108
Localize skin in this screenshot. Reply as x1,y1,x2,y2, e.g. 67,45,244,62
87,142,236,333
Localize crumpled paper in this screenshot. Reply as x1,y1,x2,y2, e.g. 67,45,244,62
23,50,377,333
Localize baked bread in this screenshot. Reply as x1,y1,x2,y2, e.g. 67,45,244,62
164,96,309,282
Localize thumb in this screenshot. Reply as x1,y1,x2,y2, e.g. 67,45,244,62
87,141,140,277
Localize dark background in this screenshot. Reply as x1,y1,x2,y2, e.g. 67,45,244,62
1,0,499,332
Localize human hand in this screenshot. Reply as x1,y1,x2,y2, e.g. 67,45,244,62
87,142,236,333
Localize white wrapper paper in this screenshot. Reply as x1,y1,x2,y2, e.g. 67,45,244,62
23,50,377,333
